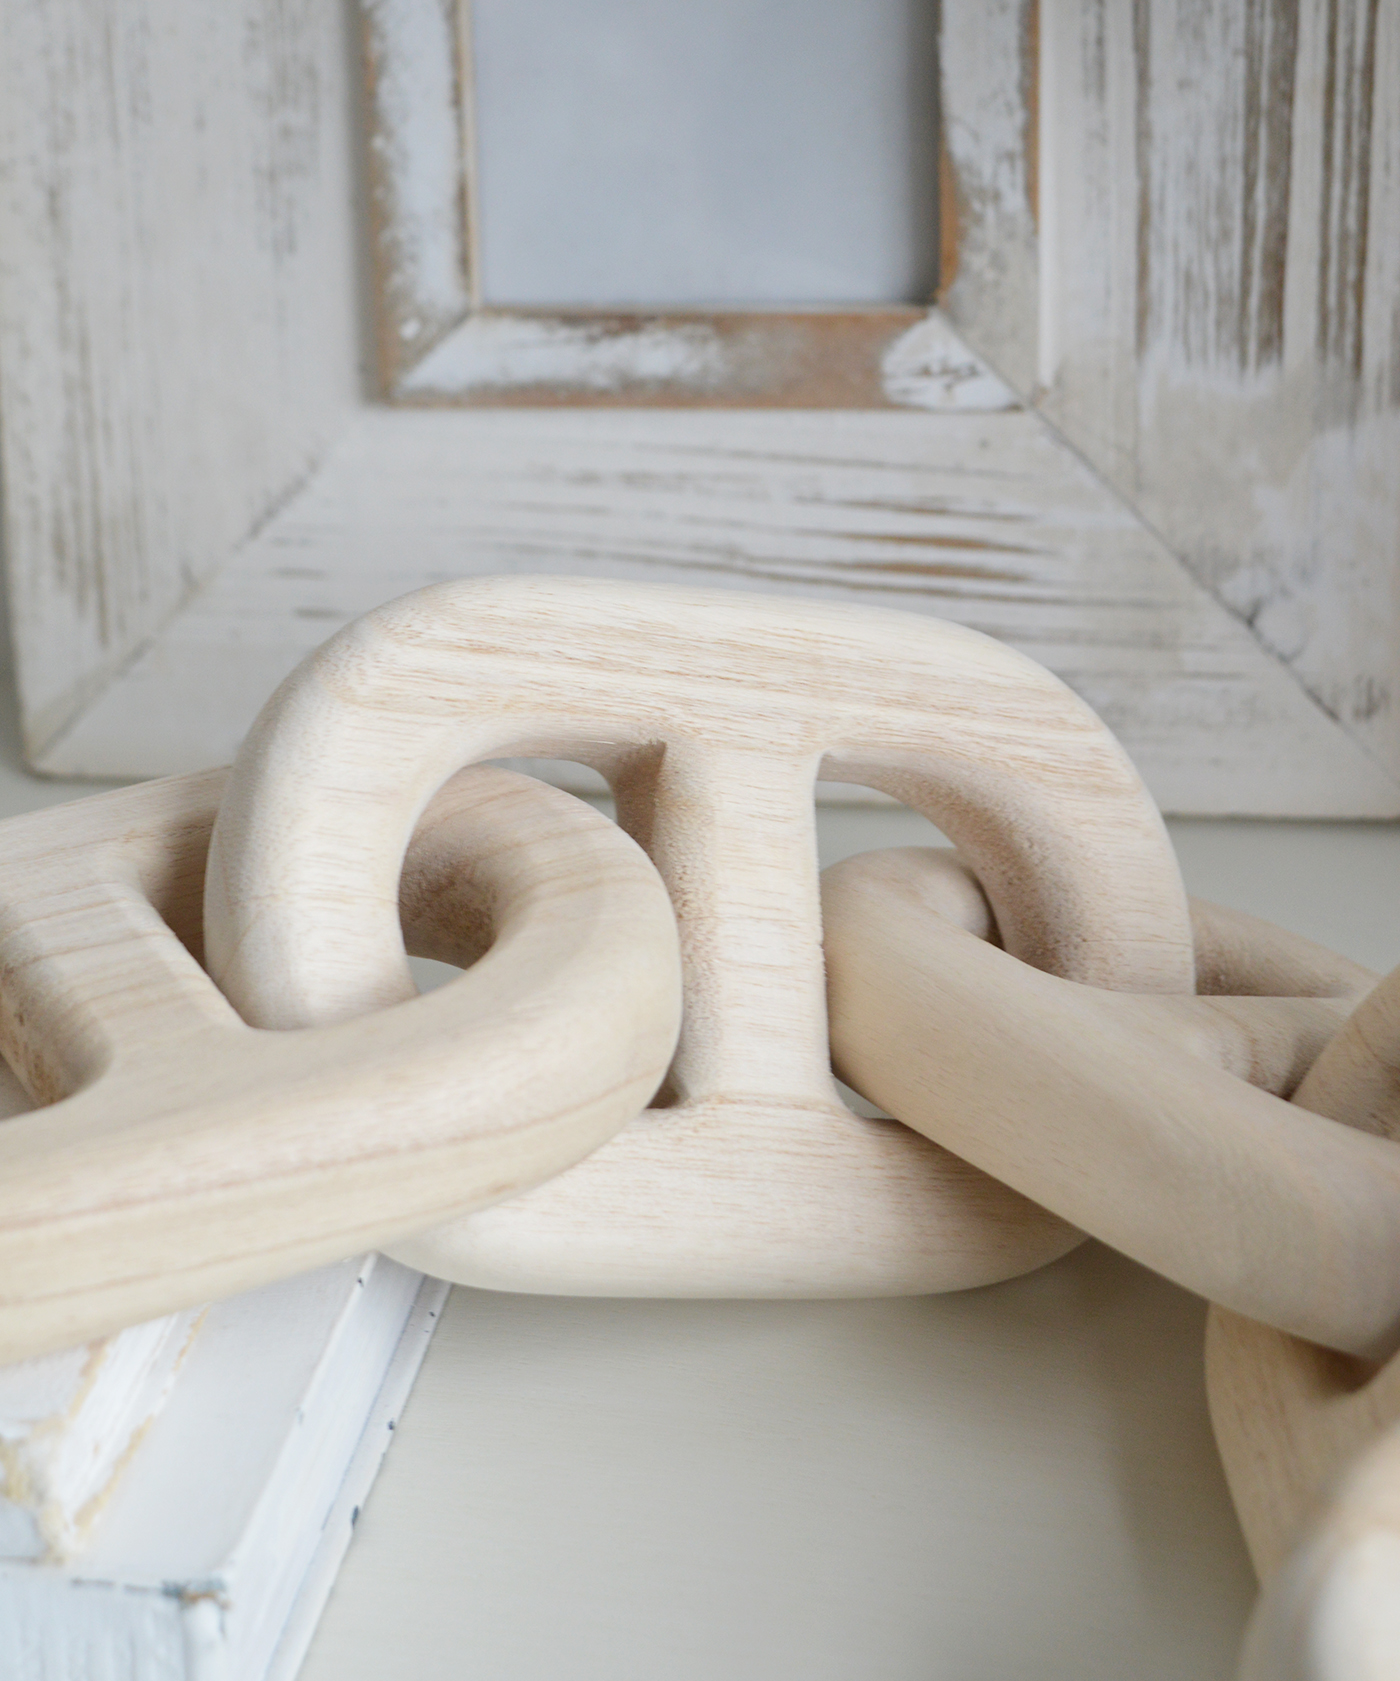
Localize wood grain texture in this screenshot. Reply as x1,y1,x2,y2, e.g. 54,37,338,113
945,0,1400,787
37,404,1399,816
362,1,954,410
1207,944,1400,1676
7,0,1394,819
822,845,1400,1357
0,0,363,762
208,574,1193,1296
0,765,680,1361
393,308,984,409
937,0,1040,394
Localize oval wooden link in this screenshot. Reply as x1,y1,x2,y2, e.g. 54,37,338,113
1208,960,1400,1678
825,846,1400,1677
0,765,681,1362
822,844,1396,1358
207,576,1193,1296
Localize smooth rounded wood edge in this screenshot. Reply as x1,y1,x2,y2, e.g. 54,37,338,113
209,576,1192,1296
0,767,681,1360
822,846,1397,1358
387,840,1082,1296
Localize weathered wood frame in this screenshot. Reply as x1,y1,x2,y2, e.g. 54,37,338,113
361,0,940,407
1,0,1396,814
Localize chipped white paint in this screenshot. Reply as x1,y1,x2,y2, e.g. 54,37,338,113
362,0,472,382
399,311,732,397
937,0,1040,395
36,405,1400,816
879,313,1020,410
945,0,1400,788
0,1258,444,1681
0,1308,203,1561
0,0,361,764
3,0,1397,816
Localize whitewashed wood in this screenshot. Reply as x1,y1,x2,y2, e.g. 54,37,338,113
946,0,1400,788
0,1303,203,1561
362,0,473,389
0,763,680,1361
0,1256,444,1681
210,574,1191,1295
0,0,361,762
937,0,1039,394
38,404,1400,817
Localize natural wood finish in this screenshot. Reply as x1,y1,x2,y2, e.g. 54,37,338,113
393,308,951,409
822,844,1400,1358
1207,947,1400,1672
209,574,1193,1295
0,765,681,1362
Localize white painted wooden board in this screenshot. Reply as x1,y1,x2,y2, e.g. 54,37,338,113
0,1304,203,1562
39,402,1397,816
943,0,1400,794
0,0,360,758
0,1257,445,1681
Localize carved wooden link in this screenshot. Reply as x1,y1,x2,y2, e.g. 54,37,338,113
1,576,1394,1676
207,575,1192,1296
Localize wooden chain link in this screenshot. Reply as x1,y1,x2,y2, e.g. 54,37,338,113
2,576,1395,1676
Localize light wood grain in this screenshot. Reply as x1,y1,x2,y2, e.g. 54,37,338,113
39,404,1399,817
207,574,1193,1295
0,764,680,1362
1207,938,1400,1674
822,844,1400,1358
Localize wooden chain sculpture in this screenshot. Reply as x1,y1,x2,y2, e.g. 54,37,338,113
822,848,1400,1678
206,574,1193,1296
0,574,1395,1677
0,764,680,1360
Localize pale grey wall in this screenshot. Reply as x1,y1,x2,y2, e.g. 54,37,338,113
470,0,939,307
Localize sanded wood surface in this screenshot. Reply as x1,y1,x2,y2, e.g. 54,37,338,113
823,847,1400,1358
208,574,1193,1296
0,765,680,1361
1208,946,1400,1676
822,837,1400,1675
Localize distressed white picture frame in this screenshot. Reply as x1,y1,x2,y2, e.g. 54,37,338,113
1,0,1396,813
